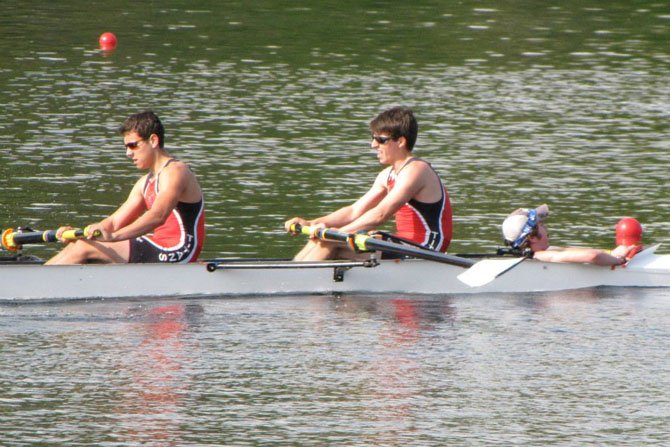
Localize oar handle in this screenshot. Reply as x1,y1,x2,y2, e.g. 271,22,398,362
288,223,310,236
289,223,405,254
288,223,476,268
1,227,101,252
61,228,97,241
289,223,352,244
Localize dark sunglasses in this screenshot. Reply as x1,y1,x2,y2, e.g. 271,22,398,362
372,135,394,144
124,139,145,150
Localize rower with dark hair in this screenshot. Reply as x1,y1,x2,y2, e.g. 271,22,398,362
284,106,452,261
46,111,205,265
501,204,638,266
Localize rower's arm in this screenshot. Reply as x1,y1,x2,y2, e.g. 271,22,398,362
92,177,147,235
339,163,428,233
321,184,386,227
533,247,625,266
289,170,388,230
110,165,190,241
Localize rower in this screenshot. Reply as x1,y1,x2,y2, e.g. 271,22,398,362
46,111,205,265
284,106,452,261
501,204,638,266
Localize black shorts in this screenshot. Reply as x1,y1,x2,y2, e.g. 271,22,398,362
129,235,197,263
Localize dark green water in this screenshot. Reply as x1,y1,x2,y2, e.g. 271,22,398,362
0,0,668,259
0,1,669,445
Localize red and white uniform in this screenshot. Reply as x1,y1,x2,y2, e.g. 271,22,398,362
129,160,205,263
387,159,452,252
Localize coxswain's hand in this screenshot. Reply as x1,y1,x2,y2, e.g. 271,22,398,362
610,244,635,260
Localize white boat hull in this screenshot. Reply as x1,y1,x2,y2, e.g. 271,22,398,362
1,245,669,302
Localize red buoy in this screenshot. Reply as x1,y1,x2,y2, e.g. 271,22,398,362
99,32,117,51
616,217,643,246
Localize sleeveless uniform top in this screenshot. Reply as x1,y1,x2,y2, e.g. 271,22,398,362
386,158,452,252
140,159,205,262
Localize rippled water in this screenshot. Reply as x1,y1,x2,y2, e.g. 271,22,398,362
2,290,670,446
0,1,668,258
1,0,669,445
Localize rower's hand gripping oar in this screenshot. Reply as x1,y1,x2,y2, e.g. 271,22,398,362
1,227,101,252
289,223,364,251
289,223,476,268
288,223,528,287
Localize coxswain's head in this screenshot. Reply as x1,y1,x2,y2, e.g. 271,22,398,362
501,204,550,250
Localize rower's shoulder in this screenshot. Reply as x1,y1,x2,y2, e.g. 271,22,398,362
401,157,432,172
159,159,201,194
413,157,434,169
164,159,197,177
398,158,435,180
165,157,187,169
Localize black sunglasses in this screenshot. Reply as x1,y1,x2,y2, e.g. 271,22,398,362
372,135,394,144
124,139,145,150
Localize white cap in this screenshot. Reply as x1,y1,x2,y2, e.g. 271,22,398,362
501,204,550,245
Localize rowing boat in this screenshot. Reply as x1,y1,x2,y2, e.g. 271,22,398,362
0,243,669,302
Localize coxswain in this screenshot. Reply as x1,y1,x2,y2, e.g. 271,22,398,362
501,204,638,266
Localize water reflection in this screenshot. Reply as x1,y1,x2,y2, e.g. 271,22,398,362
1,290,670,444
325,295,457,445
112,303,203,446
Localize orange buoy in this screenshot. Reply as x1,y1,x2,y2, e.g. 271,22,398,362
99,32,117,51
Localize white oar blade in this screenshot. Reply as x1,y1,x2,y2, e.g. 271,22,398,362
457,257,526,288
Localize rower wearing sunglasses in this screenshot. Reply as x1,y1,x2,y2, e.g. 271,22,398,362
284,106,452,261
46,111,205,265
501,204,638,266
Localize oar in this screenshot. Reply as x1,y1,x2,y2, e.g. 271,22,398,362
1,227,100,252
289,224,527,287
289,224,476,268
455,257,527,287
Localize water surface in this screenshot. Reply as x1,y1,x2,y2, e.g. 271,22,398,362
2,289,669,446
